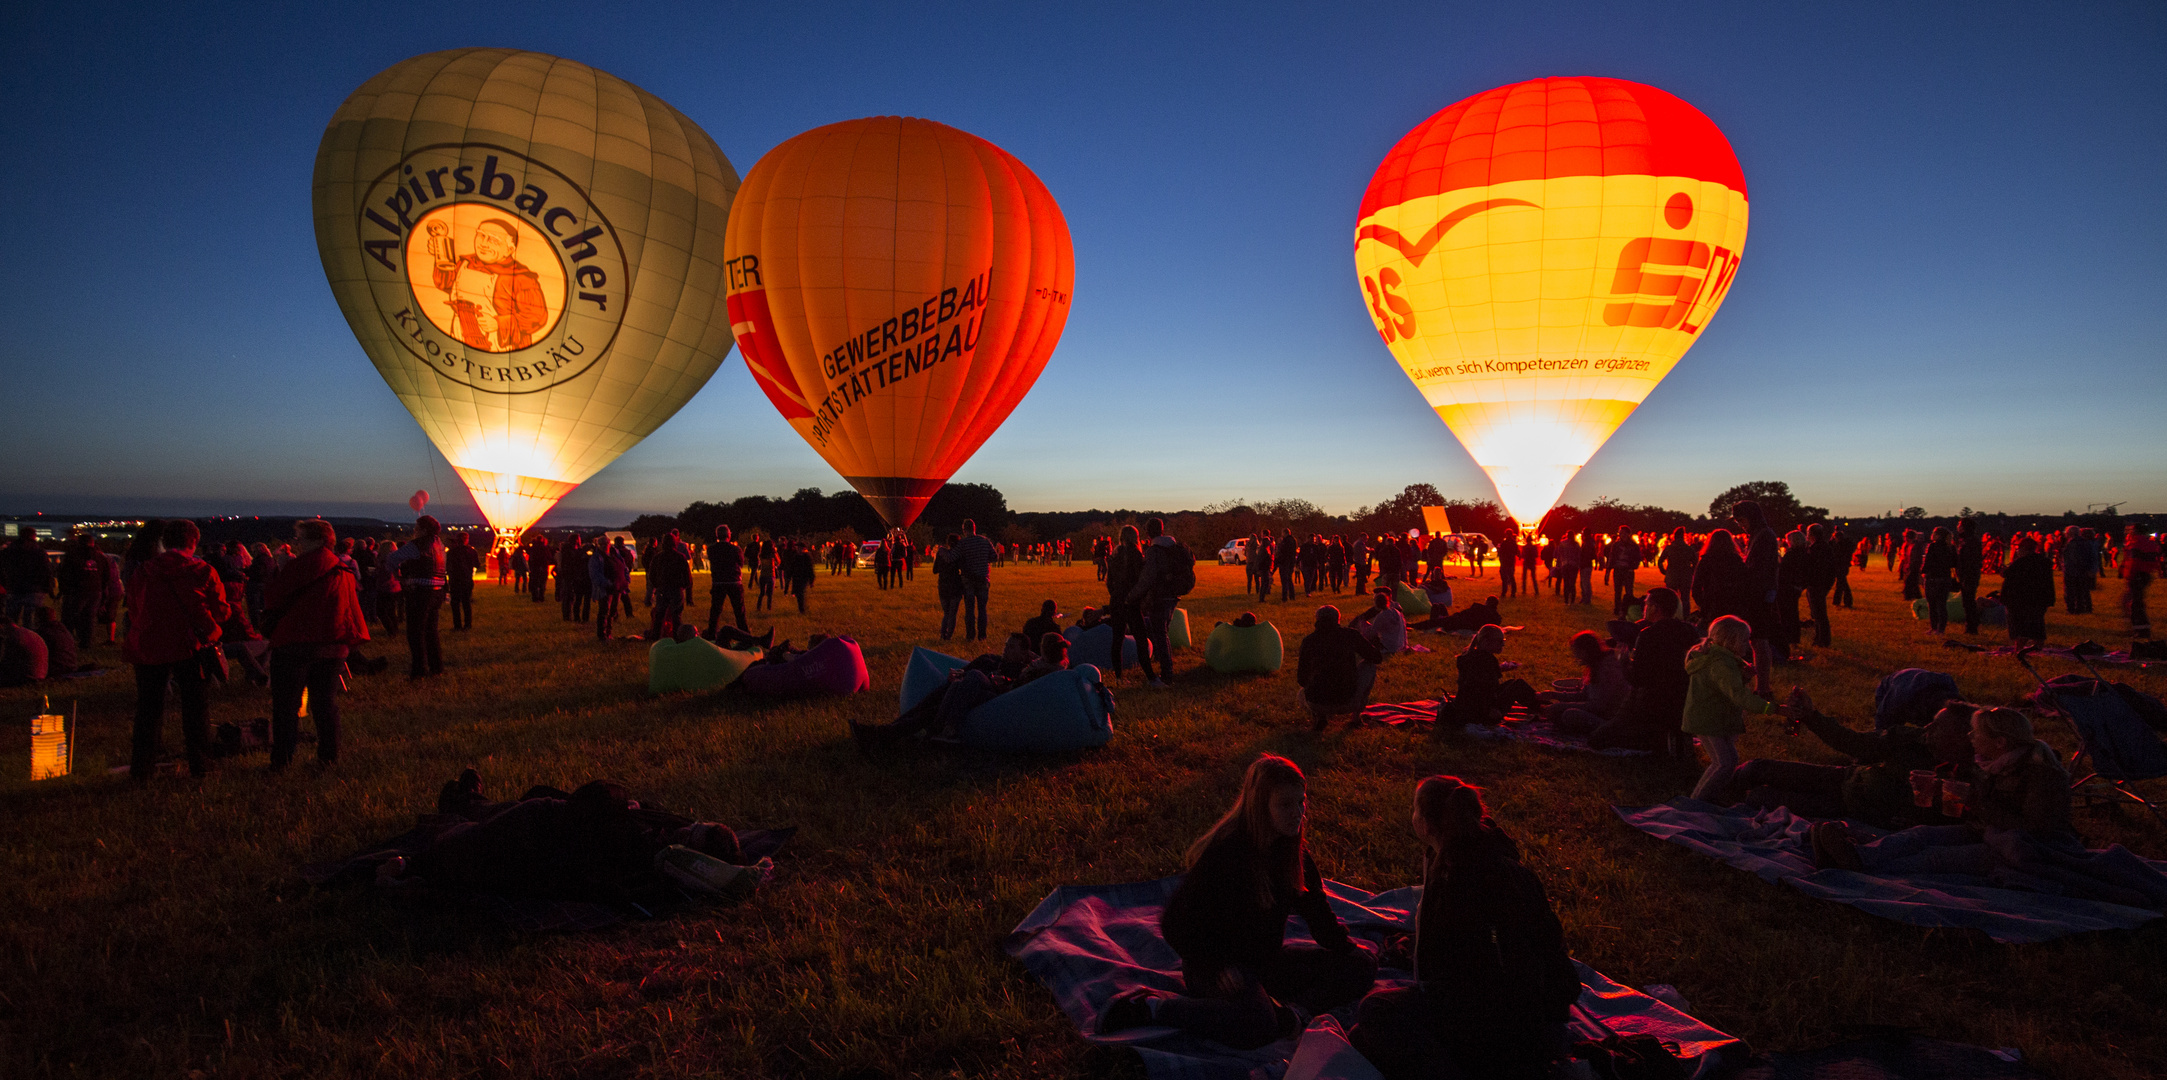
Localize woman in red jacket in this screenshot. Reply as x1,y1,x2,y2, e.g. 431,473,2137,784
125,519,231,781
264,519,371,769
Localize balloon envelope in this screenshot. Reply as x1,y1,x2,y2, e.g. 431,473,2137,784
314,49,740,535
723,116,1074,527
1355,77,1748,525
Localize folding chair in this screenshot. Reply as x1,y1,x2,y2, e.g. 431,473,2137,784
2022,651,2167,823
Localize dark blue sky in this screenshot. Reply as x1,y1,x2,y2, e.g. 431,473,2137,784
3,1,2161,523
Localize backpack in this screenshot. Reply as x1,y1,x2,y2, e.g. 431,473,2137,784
1164,542,1197,597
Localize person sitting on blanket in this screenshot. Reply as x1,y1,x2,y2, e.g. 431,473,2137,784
1437,625,1540,729
1409,595,1501,634
1807,708,2167,910
1350,776,1580,1080
1297,605,1383,732
1350,587,1408,657
1728,693,1975,826
1588,587,1696,753
1539,631,1628,736
1099,755,1378,1047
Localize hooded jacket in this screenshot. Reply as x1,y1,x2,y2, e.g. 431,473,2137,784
124,550,231,665
1681,641,1774,737
264,547,370,653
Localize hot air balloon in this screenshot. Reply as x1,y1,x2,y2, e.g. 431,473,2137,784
313,49,740,539
1355,77,1748,527
723,117,1074,528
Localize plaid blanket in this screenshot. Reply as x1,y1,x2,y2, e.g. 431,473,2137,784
1005,875,1738,1080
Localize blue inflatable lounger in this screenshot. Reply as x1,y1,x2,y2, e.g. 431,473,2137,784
958,663,1115,750
1064,623,1138,669
1204,621,1283,674
901,646,971,712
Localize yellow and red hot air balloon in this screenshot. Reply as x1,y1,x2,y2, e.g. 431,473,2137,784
314,49,740,538
723,117,1074,528
1355,77,1749,527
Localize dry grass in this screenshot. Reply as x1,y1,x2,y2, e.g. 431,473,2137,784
2,558,2163,1078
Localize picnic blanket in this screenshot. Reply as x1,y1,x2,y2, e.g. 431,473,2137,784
1726,1031,2039,1080
297,821,796,934
1616,799,2167,943
1005,875,1739,1080
1359,701,1652,757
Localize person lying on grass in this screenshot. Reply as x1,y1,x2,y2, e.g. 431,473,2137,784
1436,624,1540,730
1538,631,1628,736
1407,595,1500,634
1100,755,1377,1048
1349,776,1580,1080
1811,708,2167,910
1727,694,1975,826
373,773,748,904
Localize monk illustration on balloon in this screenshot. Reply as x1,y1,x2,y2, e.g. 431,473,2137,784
416,212,556,352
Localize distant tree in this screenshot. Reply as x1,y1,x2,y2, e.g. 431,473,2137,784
920,482,1011,533
1707,481,1828,532
1900,506,1928,521
1352,483,1446,535
627,513,679,538
1958,507,1976,519
1000,523,1037,548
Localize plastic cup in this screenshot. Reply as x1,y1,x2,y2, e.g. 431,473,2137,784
1940,779,1971,817
1909,770,1939,807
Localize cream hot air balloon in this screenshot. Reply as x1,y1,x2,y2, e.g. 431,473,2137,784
723,116,1074,528
1355,77,1748,526
313,49,740,537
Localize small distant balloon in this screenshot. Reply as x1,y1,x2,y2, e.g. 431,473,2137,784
408,490,430,513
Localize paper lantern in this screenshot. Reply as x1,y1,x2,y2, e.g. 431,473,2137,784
1356,77,1749,525
314,49,741,537
723,116,1074,526
30,702,70,781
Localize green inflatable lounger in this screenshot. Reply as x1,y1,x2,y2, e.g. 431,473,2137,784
1167,607,1192,650
1395,580,1433,617
957,663,1114,750
1205,621,1283,674
649,636,762,693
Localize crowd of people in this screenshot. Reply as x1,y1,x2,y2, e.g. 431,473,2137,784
7,496,2167,1080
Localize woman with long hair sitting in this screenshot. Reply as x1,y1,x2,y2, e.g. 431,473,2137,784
1100,755,1377,1047
1350,776,1580,1080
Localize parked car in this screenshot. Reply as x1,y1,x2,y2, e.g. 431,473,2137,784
855,540,884,568
1217,538,1248,564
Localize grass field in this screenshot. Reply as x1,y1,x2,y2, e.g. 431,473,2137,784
3,557,2164,1078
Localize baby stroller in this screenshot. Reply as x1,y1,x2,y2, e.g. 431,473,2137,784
2019,648,2167,824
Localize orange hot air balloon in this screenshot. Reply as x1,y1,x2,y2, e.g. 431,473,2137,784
1355,77,1749,526
723,117,1074,527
